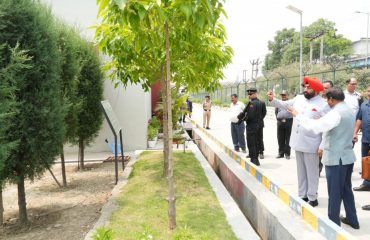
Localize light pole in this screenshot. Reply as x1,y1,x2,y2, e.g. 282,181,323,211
355,11,369,68
287,5,303,92
242,69,247,98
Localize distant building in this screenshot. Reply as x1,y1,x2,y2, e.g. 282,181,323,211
347,38,370,68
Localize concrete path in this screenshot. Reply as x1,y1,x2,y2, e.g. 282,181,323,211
191,103,369,239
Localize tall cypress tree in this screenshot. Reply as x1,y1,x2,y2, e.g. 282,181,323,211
0,0,64,223
56,22,81,186
73,41,104,169
0,44,31,224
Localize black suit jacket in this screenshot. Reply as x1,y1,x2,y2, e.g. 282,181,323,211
238,98,266,130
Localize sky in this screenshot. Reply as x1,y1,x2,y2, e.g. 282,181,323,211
42,0,370,82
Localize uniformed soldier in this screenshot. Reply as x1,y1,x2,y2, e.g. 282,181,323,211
238,87,266,166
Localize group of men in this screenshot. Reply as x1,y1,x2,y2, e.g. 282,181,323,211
227,76,369,229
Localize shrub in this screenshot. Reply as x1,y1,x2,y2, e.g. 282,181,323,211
147,125,158,140
149,116,160,130
92,226,113,240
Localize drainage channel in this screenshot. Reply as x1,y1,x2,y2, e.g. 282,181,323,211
190,124,343,240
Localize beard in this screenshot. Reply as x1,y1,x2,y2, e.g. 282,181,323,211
303,91,315,99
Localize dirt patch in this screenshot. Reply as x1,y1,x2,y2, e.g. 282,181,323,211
0,160,123,240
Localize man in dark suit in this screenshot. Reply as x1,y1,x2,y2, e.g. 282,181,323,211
238,87,266,166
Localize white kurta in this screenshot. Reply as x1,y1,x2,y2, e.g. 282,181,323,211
344,90,361,116
270,94,330,153
270,94,330,201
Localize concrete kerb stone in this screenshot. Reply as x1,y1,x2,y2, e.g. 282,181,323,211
192,126,325,240
191,119,357,240
84,150,143,240
188,140,260,240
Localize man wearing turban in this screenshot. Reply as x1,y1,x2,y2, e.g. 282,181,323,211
267,76,330,207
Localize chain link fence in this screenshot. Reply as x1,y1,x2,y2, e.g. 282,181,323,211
193,66,370,104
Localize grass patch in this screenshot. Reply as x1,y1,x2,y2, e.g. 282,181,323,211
108,151,237,240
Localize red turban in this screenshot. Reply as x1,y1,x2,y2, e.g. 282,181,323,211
303,76,324,92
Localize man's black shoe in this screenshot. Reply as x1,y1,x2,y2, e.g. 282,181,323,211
301,197,309,202
362,205,370,211
308,200,318,207
276,154,284,159
206,127,210,130
251,159,260,166
234,148,240,152
353,184,370,191
340,216,360,229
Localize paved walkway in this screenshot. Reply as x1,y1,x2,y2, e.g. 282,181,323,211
191,103,369,239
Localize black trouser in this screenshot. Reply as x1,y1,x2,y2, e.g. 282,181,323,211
257,126,264,154
247,128,260,165
277,119,293,156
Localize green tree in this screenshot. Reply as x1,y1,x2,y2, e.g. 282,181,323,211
0,44,31,224
95,0,233,229
56,22,82,186
0,0,64,223
264,19,352,71
264,28,296,70
304,19,352,60
73,41,104,170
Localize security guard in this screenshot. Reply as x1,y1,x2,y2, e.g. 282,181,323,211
238,87,266,166
275,90,293,159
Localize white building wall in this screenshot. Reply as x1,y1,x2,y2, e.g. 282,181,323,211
64,79,151,153
352,39,369,56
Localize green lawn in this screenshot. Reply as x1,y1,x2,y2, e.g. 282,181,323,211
108,150,237,240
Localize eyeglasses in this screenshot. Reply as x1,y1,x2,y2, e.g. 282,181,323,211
247,92,255,95
349,83,357,86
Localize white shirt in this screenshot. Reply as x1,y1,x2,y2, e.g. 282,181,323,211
344,90,361,116
270,94,330,153
295,102,356,166
229,101,245,123
296,108,340,134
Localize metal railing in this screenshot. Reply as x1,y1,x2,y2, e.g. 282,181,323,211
193,66,370,104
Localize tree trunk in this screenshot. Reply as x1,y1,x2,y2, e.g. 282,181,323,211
17,175,28,223
0,185,3,225
78,139,85,170
160,69,169,177
60,145,67,187
165,21,176,230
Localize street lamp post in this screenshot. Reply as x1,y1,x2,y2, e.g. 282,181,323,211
355,11,369,68
287,5,303,92
242,69,247,98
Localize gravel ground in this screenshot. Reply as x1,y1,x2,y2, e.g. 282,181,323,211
0,160,123,240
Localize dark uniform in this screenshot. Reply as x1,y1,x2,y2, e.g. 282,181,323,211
238,88,266,166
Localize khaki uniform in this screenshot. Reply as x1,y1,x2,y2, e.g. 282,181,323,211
203,101,212,128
